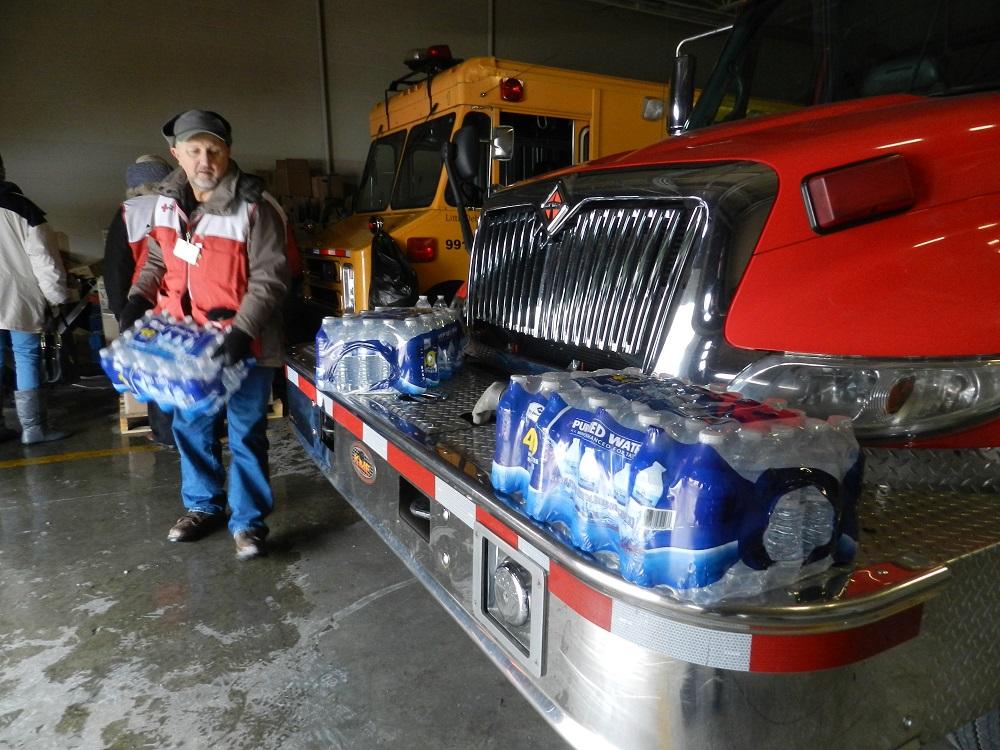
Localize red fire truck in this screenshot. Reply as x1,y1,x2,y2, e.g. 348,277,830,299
285,1,1000,747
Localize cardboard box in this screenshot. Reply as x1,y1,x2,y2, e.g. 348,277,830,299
311,175,328,202
255,169,275,195
275,159,311,198
327,174,345,200
101,311,119,342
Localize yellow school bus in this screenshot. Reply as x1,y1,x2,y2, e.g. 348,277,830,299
301,49,672,313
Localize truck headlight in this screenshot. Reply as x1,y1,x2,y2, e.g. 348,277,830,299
729,355,1000,441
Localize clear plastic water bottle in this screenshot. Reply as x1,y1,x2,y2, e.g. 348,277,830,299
315,316,340,391
416,294,432,309
493,374,533,497
620,456,670,586
394,317,428,394
357,317,388,391
760,422,834,564
416,313,440,387
335,314,361,392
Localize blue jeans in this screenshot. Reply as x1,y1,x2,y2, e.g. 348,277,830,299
171,366,276,536
0,330,42,390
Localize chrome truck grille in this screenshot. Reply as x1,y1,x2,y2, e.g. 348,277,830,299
467,164,778,382
468,200,700,370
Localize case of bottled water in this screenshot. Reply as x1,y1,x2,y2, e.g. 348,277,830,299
491,369,864,603
100,312,253,417
315,304,465,396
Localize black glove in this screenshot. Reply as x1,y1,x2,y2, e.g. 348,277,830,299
119,295,154,330
214,327,253,366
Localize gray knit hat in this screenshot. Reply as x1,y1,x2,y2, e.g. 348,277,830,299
161,110,232,146
126,154,171,189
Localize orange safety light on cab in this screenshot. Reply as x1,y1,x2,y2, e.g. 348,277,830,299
803,154,915,232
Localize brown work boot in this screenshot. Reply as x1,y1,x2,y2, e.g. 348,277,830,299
167,511,225,542
234,529,268,560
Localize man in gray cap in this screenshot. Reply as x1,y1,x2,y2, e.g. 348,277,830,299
120,110,289,560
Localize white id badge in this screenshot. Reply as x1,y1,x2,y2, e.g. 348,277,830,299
173,238,202,265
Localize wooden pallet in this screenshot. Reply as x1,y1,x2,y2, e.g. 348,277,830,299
118,394,283,435
119,393,151,435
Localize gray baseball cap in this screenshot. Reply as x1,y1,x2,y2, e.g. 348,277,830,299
161,110,232,146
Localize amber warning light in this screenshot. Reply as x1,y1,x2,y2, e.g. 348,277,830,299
803,154,915,232
500,77,525,102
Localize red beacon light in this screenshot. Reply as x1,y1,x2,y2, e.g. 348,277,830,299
404,45,455,72
500,77,525,102
803,154,915,232
406,237,437,262
426,45,453,62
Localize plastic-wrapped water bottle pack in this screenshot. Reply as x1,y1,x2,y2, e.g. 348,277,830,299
491,368,864,604
315,296,464,395
100,312,253,417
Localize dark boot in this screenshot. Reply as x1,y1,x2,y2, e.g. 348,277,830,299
0,385,18,442
14,389,70,445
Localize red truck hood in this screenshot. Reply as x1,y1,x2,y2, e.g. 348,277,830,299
579,92,1000,359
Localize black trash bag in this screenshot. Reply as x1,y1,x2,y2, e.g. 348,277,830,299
369,229,418,308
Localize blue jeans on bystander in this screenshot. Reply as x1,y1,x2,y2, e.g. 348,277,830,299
0,330,42,390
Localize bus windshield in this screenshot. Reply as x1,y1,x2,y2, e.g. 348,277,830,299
688,0,1000,129
390,113,456,210
355,131,406,213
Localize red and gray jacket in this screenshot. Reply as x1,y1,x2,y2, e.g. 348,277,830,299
104,194,159,317
129,163,289,367
123,195,158,283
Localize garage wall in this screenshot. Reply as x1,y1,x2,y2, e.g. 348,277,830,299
0,1,326,262
326,0,705,179
0,1,708,261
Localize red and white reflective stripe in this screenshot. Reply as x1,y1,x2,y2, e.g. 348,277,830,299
308,247,349,257
286,368,478,526
286,366,317,403
477,503,925,674
285,368,923,673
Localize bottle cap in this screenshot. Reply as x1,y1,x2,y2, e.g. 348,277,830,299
510,374,527,385
827,414,855,433
698,421,736,445
587,394,613,409
637,412,662,427
769,422,796,438
736,423,765,442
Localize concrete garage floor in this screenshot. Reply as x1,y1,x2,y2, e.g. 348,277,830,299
0,380,569,750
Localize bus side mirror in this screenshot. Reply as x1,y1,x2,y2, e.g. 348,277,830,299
669,54,696,136
451,124,481,183
491,126,514,161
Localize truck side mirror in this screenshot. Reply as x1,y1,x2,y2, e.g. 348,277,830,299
491,126,514,161
451,124,481,183
669,54,696,136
